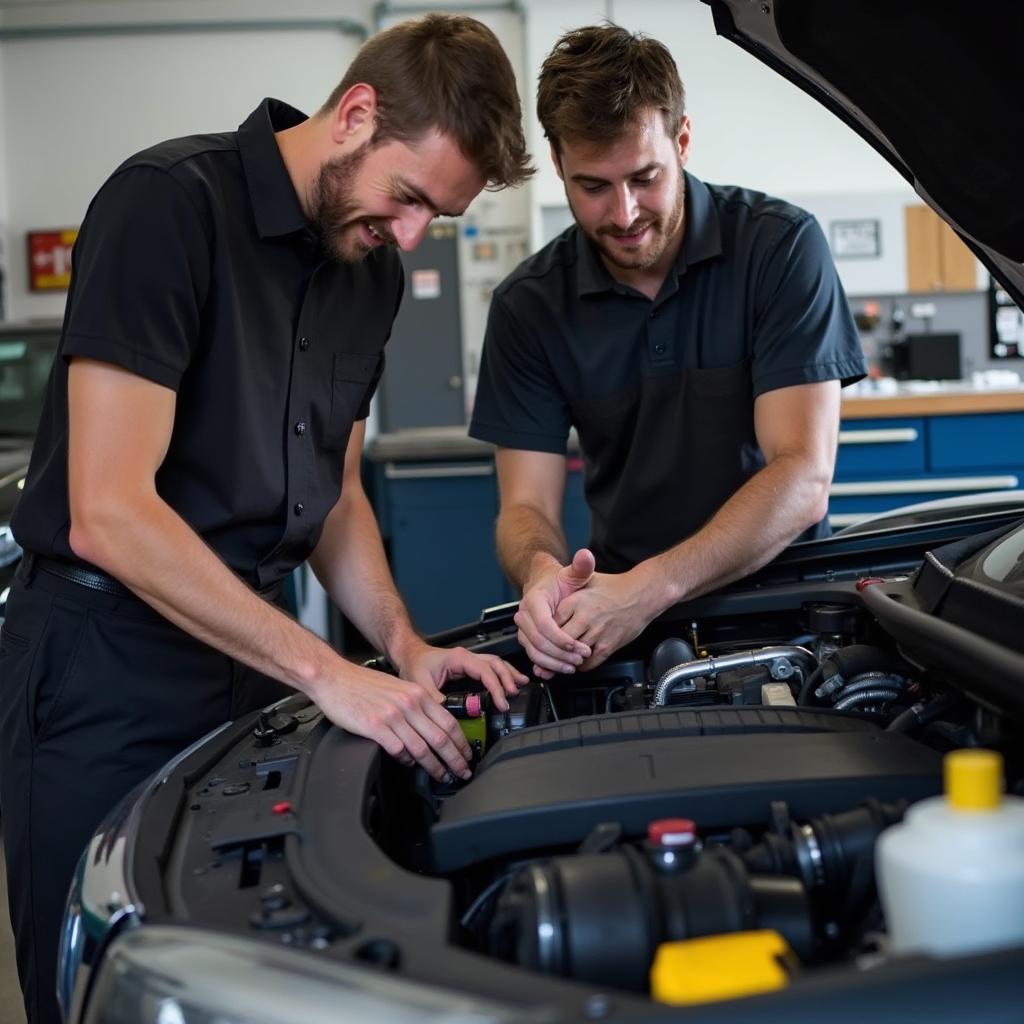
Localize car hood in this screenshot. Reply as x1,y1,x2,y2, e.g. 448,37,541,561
704,0,1024,308
0,438,31,522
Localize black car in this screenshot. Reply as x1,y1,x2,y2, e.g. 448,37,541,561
57,2,1024,1023
0,320,61,616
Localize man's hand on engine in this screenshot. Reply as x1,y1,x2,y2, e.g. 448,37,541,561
514,549,595,679
395,639,529,713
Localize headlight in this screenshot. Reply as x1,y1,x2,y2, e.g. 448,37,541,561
0,524,21,568
81,926,534,1024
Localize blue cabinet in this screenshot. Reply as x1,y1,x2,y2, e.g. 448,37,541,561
371,456,589,636
829,410,1024,527
370,409,1024,630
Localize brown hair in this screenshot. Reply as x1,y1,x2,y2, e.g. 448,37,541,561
321,13,533,190
537,24,686,152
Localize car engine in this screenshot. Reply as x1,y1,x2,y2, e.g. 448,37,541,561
362,586,1016,999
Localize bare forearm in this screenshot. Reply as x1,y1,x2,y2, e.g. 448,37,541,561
309,487,422,668
496,503,569,591
69,494,338,697
647,453,830,611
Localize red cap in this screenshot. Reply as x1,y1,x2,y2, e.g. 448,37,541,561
856,577,885,592
465,694,483,718
271,801,292,816
647,818,697,847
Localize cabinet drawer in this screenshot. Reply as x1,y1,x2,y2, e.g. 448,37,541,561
829,472,1022,525
929,413,1024,471
835,418,926,476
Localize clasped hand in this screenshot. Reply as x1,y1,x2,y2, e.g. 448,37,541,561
513,549,658,678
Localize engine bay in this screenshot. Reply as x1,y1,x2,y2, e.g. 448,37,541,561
358,573,1021,1002
138,524,1024,1014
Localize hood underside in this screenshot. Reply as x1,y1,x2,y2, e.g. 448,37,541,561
706,0,1024,307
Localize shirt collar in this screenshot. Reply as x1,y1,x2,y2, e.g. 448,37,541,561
576,171,723,297
238,98,310,239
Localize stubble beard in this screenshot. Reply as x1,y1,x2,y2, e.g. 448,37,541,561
311,142,375,264
580,164,686,273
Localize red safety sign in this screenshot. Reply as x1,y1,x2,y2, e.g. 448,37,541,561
27,228,78,291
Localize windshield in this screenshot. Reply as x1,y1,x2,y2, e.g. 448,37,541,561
0,329,59,436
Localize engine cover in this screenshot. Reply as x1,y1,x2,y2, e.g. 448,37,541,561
430,707,942,871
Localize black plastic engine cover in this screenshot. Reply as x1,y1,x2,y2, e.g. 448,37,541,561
431,708,942,871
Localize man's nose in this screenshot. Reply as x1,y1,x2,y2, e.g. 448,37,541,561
392,207,434,252
610,185,639,229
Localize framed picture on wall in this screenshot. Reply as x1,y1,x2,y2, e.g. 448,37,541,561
27,228,78,291
829,218,881,259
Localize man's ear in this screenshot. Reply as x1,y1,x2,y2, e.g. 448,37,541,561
676,115,692,168
329,83,378,145
549,142,564,181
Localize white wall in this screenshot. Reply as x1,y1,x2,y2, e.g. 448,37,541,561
0,0,986,321
0,0,372,320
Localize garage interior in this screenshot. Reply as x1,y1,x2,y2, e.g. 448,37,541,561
0,2,1022,1024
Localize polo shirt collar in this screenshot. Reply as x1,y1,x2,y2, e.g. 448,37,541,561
576,170,723,297
238,98,310,239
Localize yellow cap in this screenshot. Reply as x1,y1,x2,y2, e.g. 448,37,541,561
945,749,1003,812
650,930,795,1006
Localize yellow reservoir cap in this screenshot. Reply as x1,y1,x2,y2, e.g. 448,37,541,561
650,930,795,1006
945,749,1003,812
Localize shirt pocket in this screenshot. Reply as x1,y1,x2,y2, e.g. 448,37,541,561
322,352,380,450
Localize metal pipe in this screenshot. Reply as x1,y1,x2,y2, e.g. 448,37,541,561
0,19,367,42
653,646,817,707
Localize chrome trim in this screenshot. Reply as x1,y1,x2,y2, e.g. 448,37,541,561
84,926,546,1024
838,428,919,444
384,462,494,480
528,865,561,975
60,718,237,1021
830,476,1018,497
796,824,826,890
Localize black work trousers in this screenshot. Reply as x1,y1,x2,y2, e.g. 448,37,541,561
0,560,290,1024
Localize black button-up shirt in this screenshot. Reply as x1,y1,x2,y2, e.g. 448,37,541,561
14,100,402,590
470,173,865,571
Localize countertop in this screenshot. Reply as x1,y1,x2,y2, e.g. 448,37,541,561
841,379,1024,418
367,381,1024,461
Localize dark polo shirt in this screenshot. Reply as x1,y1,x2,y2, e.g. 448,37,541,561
469,172,866,572
13,99,402,590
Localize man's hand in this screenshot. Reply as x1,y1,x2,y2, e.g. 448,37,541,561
553,564,663,671
396,640,529,713
514,549,596,679
312,662,477,782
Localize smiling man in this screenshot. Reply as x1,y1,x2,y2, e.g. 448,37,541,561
469,25,866,677
0,15,531,1024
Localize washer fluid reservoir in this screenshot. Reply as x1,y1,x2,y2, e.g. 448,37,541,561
876,748,1024,957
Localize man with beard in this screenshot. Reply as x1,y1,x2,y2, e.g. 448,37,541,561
1,15,531,1024
469,25,865,677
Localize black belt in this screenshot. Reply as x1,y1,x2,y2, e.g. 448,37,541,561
25,553,284,604
30,554,133,597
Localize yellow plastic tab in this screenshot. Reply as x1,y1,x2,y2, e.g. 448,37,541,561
650,930,795,1006
946,748,1003,812
458,715,487,754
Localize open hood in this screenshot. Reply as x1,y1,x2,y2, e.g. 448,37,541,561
704,0,1024,308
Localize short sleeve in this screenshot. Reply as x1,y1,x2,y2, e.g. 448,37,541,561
468,289,571,454
750,215,866,398
62,165,211,391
